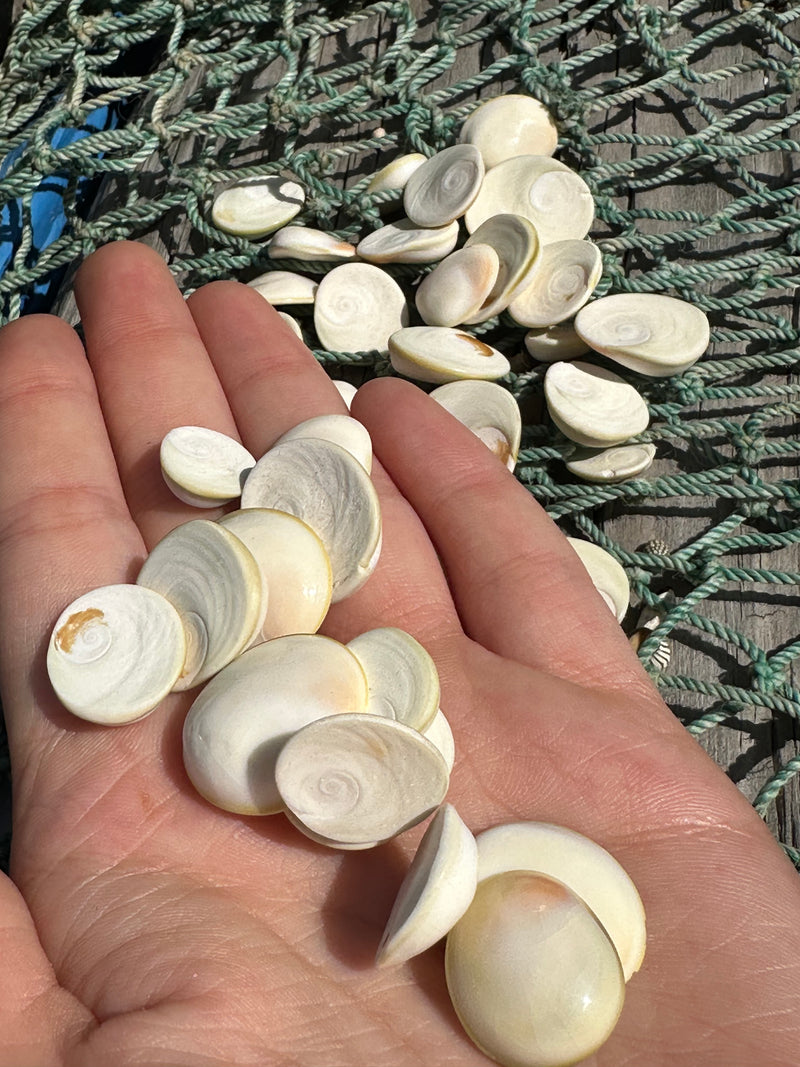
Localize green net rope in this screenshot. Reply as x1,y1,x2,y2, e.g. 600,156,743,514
0,0,798,869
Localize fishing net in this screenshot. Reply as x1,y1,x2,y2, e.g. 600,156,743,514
0,0,798,870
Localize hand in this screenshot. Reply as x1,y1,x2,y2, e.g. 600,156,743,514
0,241,797,1067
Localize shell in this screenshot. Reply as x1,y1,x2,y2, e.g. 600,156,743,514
475,821,647,981
507,240,602,328
459,94,558,168
464,155,594,245
346,627,440,731
376,804,478,967
278,311,304,339
430,380,521,471
404,144,485,228
366,153,427,199
523,324,590,363
462,214,541,323
356,219,459,265
565,536,630,621
182,635,368,815
46,584,186,724
565,442,656,483
160,426,255,508
544,360,650,448
314,262,409,355
273,414,373,474
136,519,263,689
267,226,356,261
415,245,501,328
629,601,672,671
248,270,318,305
275,712,450,848
388,326,510,385
421,710,455,773
445,871,625,1067
331,379,358,409
211,176,305,238
574,293,711,376
218,508,332,642
240,438,381,602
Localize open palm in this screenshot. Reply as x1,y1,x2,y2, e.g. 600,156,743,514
0,241,797,1067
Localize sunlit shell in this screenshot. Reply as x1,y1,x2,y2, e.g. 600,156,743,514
508,240,602,327
219,509,332,642
459,94,558,168
389,326,510,385
464,155,594,245
421,710,455,773
523,324,590,363
574,293,711,376
346,627,440,731
46,585,185,724
278,311,303,339
314,262,409,354
476,821,646,981
357,219,459,264
331,379,358,409
241,438,381,602
430,380,521,471
462,213,541,323
274,414,373,474
445,871,625,1067
268,226,356,261
404,144,485,228
377,804,478,967
137,519,263,689
248,270,318,305
366,153,427,199
182,635,368,815
211,176,304,238
565,536,630,621
160,426,255,508
565,442,656,483
544,360,649,448
415,245,501,328
275,713,450,848
629,600,672,672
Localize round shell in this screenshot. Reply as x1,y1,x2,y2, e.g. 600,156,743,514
565,442,656,483
182,634,368,815
566,536,630,621
574,293,711,376
415,245,501,328
430,380,521,471
445,871,625,1067
356,219,459,265
523,324,590,363
46,584,186,724
273,414,373,474
544,360,649,448
507,240,602,328
268,226,356,261
248,270,318,305
314,262,409,355
459,94,558,168
160,426,255,508
403,144,485,228
388,326,510,385
278,312,304,339
211,176,304,238
462,214,541,323
346,627,440,731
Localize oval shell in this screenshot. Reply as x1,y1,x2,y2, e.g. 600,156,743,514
508,240,602,328
389,326,510,385
366,153,426,198
211,176,304,238
248,270,318,305
160,426,255,508
357,219,460,265
268,226,356,261
459,94,558,168
430,380,521,471
347,627,440,731
462,214,541,323
404,144,485,228
566,537,630,621
544,360,649,448
273,414,373,474
523,324,589,363
565,442,656,483
314,262,409,354
415,245,501,328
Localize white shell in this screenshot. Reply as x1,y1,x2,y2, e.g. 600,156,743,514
544,360,649,448
136,519,263,689
430,380,521,471
459,94,558,168
331,379,358,408
464,156,594,245
404,144,485,228
248,270,318,305
314,262,409,354
278,311,303,339
523,324,589,363
160,426,255,508
462,214,541,323
346,627,440,731
508,240,602,327
565,536,630,621
46,585,185,724
219,509,332,642
445,871,625,1067
273,414,373,473
415,245,500,328
211,176,304,238
356,219,459,264
389,326,510,385
376,804,478,966
366,153,426,199
476,821,646,981
182,635,368,815
268,226,356,261
574,293,711,376
565,442,656,483
275,713,450,848
421,710,455,773
240,438,381,602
